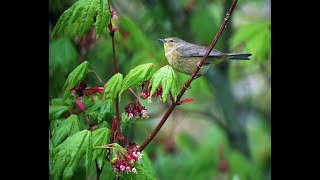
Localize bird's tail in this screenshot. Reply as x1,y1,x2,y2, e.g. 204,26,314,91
228,53,252,60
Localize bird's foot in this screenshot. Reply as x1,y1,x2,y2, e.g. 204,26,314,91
197,62,204,69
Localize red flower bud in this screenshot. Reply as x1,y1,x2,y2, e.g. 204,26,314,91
126,155,133,161
75,97,86,112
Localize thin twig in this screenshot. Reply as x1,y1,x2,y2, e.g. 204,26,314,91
88,69,104,85
127,88,139,99
138,0,239,151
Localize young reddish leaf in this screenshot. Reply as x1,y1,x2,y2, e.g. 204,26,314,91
119,63,155,96
64,61,90,99
104,73,123,100
50,130,92,180
178,98,196,105
51,114,81,147
83,87,104,96
150,65,178,102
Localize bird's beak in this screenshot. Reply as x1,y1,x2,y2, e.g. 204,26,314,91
158,38,166,43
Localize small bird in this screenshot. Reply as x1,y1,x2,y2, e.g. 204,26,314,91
158,37,251,78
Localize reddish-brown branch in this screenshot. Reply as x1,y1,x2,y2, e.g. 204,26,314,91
107,1,123,147
110,34,123,146
138,0,239,152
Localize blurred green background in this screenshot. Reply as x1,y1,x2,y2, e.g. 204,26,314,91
49,0,270,179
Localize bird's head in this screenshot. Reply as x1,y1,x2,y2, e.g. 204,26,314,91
158,37,184,51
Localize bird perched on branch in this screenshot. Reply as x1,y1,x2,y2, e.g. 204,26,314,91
158,37,251,78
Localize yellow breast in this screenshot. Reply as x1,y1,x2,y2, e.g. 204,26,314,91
164,45,210,75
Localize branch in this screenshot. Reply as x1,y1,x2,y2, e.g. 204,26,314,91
138,0,239,151
107,1,123,147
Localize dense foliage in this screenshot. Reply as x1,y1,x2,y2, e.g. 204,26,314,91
49,0,271,179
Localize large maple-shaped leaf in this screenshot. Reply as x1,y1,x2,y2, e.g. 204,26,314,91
50,130,92,180
51,114,81,147
92,128,110,169
51,0,110,38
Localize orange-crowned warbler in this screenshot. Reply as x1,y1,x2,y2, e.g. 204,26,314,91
158,37,251,78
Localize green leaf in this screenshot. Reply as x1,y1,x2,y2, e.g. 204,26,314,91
150,65,178,102
120,63,155,96
50,98,65,106
86,99,112,124
51,115,81,147
99,162,117,179
49,38,78,77
78,0,100,37
49,134,54,166
98,121,110,129
63,60,89,98
104,73,123,100
95,0,109,38
120,112,132,137
51,0,110,38
139,151,156,177
121,163,156,180
92,128,110,169
49,105,70,120
110,143,128,159
50,130,92,180
51,2,75,37
50,119,64,135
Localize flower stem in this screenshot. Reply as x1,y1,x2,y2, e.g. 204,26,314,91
128,88,139,100
88,69,104,85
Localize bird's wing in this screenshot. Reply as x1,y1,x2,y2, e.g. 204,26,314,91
177,44,227,57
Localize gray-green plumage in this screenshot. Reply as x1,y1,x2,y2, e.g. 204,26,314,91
159,37,251,76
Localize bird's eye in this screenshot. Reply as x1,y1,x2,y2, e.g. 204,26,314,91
169,39,174,42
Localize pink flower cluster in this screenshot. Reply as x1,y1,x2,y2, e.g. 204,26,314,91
124,99,148,119
111,143,142,174
127,143,143,162
139,79,163,102
111,157,137,174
